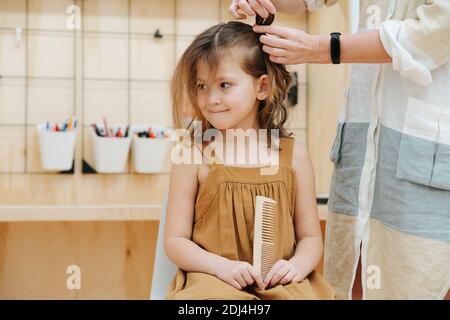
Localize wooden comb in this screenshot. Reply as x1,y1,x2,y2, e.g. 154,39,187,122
253,195,277,280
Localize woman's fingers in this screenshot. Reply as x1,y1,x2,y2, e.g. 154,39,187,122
260,34,291,49
249,0,269,18
229,0,277,19
258,0,277,14
237,0,256,16
253,25,292,39
259,33,293,64
262,45,288,57
269,55,288,64
229,5,247,19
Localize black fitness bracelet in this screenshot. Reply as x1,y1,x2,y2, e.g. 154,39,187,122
330,32,342,64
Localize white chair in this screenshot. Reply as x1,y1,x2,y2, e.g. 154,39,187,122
150,192,177,300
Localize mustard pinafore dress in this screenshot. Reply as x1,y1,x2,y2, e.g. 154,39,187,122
166,137,335,300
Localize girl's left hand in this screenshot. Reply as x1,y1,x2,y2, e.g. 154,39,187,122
263,259,307,288
252,25,330,65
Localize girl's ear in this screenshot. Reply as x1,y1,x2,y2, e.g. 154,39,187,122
256,75,269,101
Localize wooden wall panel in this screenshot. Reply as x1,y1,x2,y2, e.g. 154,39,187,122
83,0,129,33
130,82,171,126
0,221,158,299
175,36,195,61
308,2,350,195
287,83,307,130
0,127,25,173
176,0,220,35
130,0,175,34
83,35,128,79
0,78,26,125
28,32,74,78
130,36,175,80
0,0,316,299
28,0,75,30
0,1,26,29
287,64,307,85
27,78,74,124
0,0,310,174
0,32,26,76
83,80,128,124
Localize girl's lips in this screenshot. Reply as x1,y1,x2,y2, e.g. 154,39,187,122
209,109,229,114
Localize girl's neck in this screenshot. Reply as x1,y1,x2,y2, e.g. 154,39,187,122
220,120,261,147
223,101,260,133
211,126,277,167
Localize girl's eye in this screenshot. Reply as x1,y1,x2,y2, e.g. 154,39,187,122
197,84,206,90
220,82,231,89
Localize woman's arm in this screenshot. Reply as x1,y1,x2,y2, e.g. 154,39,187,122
319,31,393,64
268,0,307,14
253,25,392,64
164,158,228,276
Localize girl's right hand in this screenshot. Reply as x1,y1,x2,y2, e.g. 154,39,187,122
228,0,277,20
215,259,266,291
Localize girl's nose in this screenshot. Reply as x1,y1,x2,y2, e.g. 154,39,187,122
207,89,221,105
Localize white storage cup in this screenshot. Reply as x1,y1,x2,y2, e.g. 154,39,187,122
132,125,172,173
91,124,131,173
36,123,77,171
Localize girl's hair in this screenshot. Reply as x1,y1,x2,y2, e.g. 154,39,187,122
171,21,293,147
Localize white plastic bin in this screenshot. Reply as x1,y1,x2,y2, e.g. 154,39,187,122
132,125,172,173
91,124,131,173
36,123,77,171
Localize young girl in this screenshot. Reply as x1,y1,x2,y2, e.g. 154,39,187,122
164,21,335,300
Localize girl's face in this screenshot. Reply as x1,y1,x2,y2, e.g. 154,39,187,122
196,48,268,131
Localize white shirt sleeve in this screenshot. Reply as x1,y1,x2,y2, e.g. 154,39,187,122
304,0,338,12
379,0,450,86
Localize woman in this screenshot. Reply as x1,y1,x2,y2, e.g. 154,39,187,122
229,0,450,299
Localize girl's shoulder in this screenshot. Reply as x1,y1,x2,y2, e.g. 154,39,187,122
290,137,311,173
170,142,202,180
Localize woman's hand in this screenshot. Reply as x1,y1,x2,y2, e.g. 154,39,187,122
253,25,331,65
254,26,392,65
229,0,277,19
215,259,266,291
264,259,307,288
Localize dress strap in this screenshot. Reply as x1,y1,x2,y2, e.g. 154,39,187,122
279,137,295,167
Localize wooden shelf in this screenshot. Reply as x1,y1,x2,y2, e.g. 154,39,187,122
0,204,161,222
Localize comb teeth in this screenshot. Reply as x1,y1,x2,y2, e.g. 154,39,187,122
253,196,278,280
